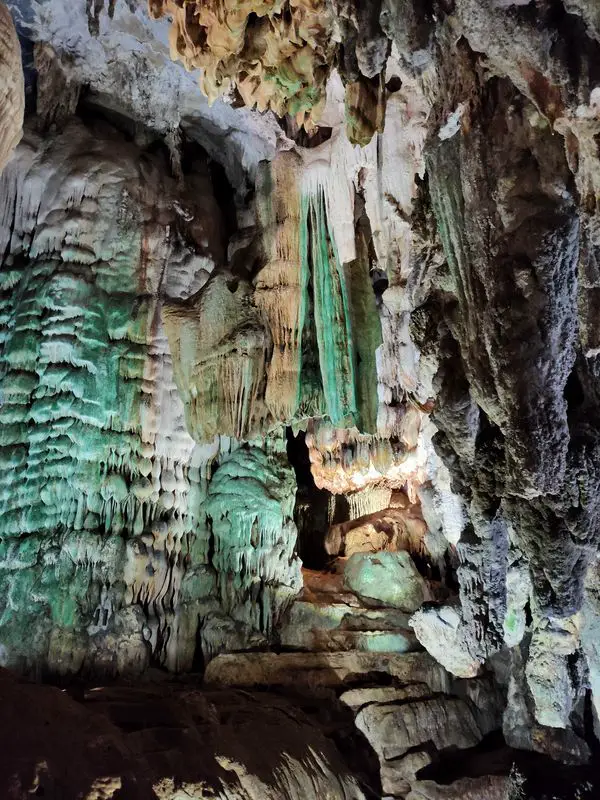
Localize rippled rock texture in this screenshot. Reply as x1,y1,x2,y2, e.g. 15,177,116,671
5,0,600,795
0,1,23,170
0,117,226,674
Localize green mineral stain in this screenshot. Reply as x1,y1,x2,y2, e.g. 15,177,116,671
346,228,382,434
504,609,519,635
305,188,357,428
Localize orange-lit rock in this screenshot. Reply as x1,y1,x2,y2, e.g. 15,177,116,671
149,0,336,129
0,3,24,172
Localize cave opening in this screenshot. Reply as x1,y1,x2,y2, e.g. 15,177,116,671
285,426,447,601
286,426,332,571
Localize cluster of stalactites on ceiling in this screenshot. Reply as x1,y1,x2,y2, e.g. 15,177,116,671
148,0,387,145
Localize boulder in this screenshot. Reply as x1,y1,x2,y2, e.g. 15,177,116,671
410,605,483,678
344,682,485,797
344,551,426,611
279,600,419,653
526,615,580,729
344,523,391,556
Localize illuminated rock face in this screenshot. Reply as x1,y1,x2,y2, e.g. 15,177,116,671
163,272,271,442
149,0,336,128
0,3,24,171
0,87,426,678
0,119,225,674
164,146,385,440
9,0,600,792
148,0,389,144
205,445,302,640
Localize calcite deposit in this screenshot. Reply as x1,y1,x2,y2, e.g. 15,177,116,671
4,0,600,797
150,0,336,130
0,1,24,170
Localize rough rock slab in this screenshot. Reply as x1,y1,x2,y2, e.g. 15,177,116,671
406,776,510,799
279,600,419,653
204,651,451,692
340,684,433,710
355,694,483,761
0,668,366,800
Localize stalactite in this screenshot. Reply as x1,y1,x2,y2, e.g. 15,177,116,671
346,216,382,434
0,3,24,172
347,487,392,521
306,188,357,428
345,74,387,147
305,419,428,496
255,151,308,422
149,0,336,129
163,272,271,441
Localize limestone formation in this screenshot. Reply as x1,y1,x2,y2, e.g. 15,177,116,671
406,777,510,800
149,0,336,130
0,3,23,171
205,650,451,692
205,445,302,640
410,605,483,679
0,119,221,673
279,592,419,653
343,551,427,612
352,687,483,795
5,0,600,795
163,272,271,441
148,0,391,143
255,151,307,422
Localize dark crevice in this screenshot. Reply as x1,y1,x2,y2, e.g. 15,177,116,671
286,428,331,570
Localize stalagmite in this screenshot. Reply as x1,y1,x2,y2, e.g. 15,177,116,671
205,445,302,640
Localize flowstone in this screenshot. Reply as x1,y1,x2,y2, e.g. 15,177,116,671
205,445,303,640
0,2,23,171
0,118,224,674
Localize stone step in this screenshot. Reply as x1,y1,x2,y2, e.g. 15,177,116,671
204,650,452,692
279,600,420,653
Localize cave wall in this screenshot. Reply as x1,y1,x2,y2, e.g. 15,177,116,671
0,118,230,674
390,0,600,761
5,0,600,796
0,96,425,678
0,1,23,171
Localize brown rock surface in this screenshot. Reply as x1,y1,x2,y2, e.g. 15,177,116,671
0,669,366,800
149,0,336,129
0,2,23,171
204,650,451,692
406,776,510,800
